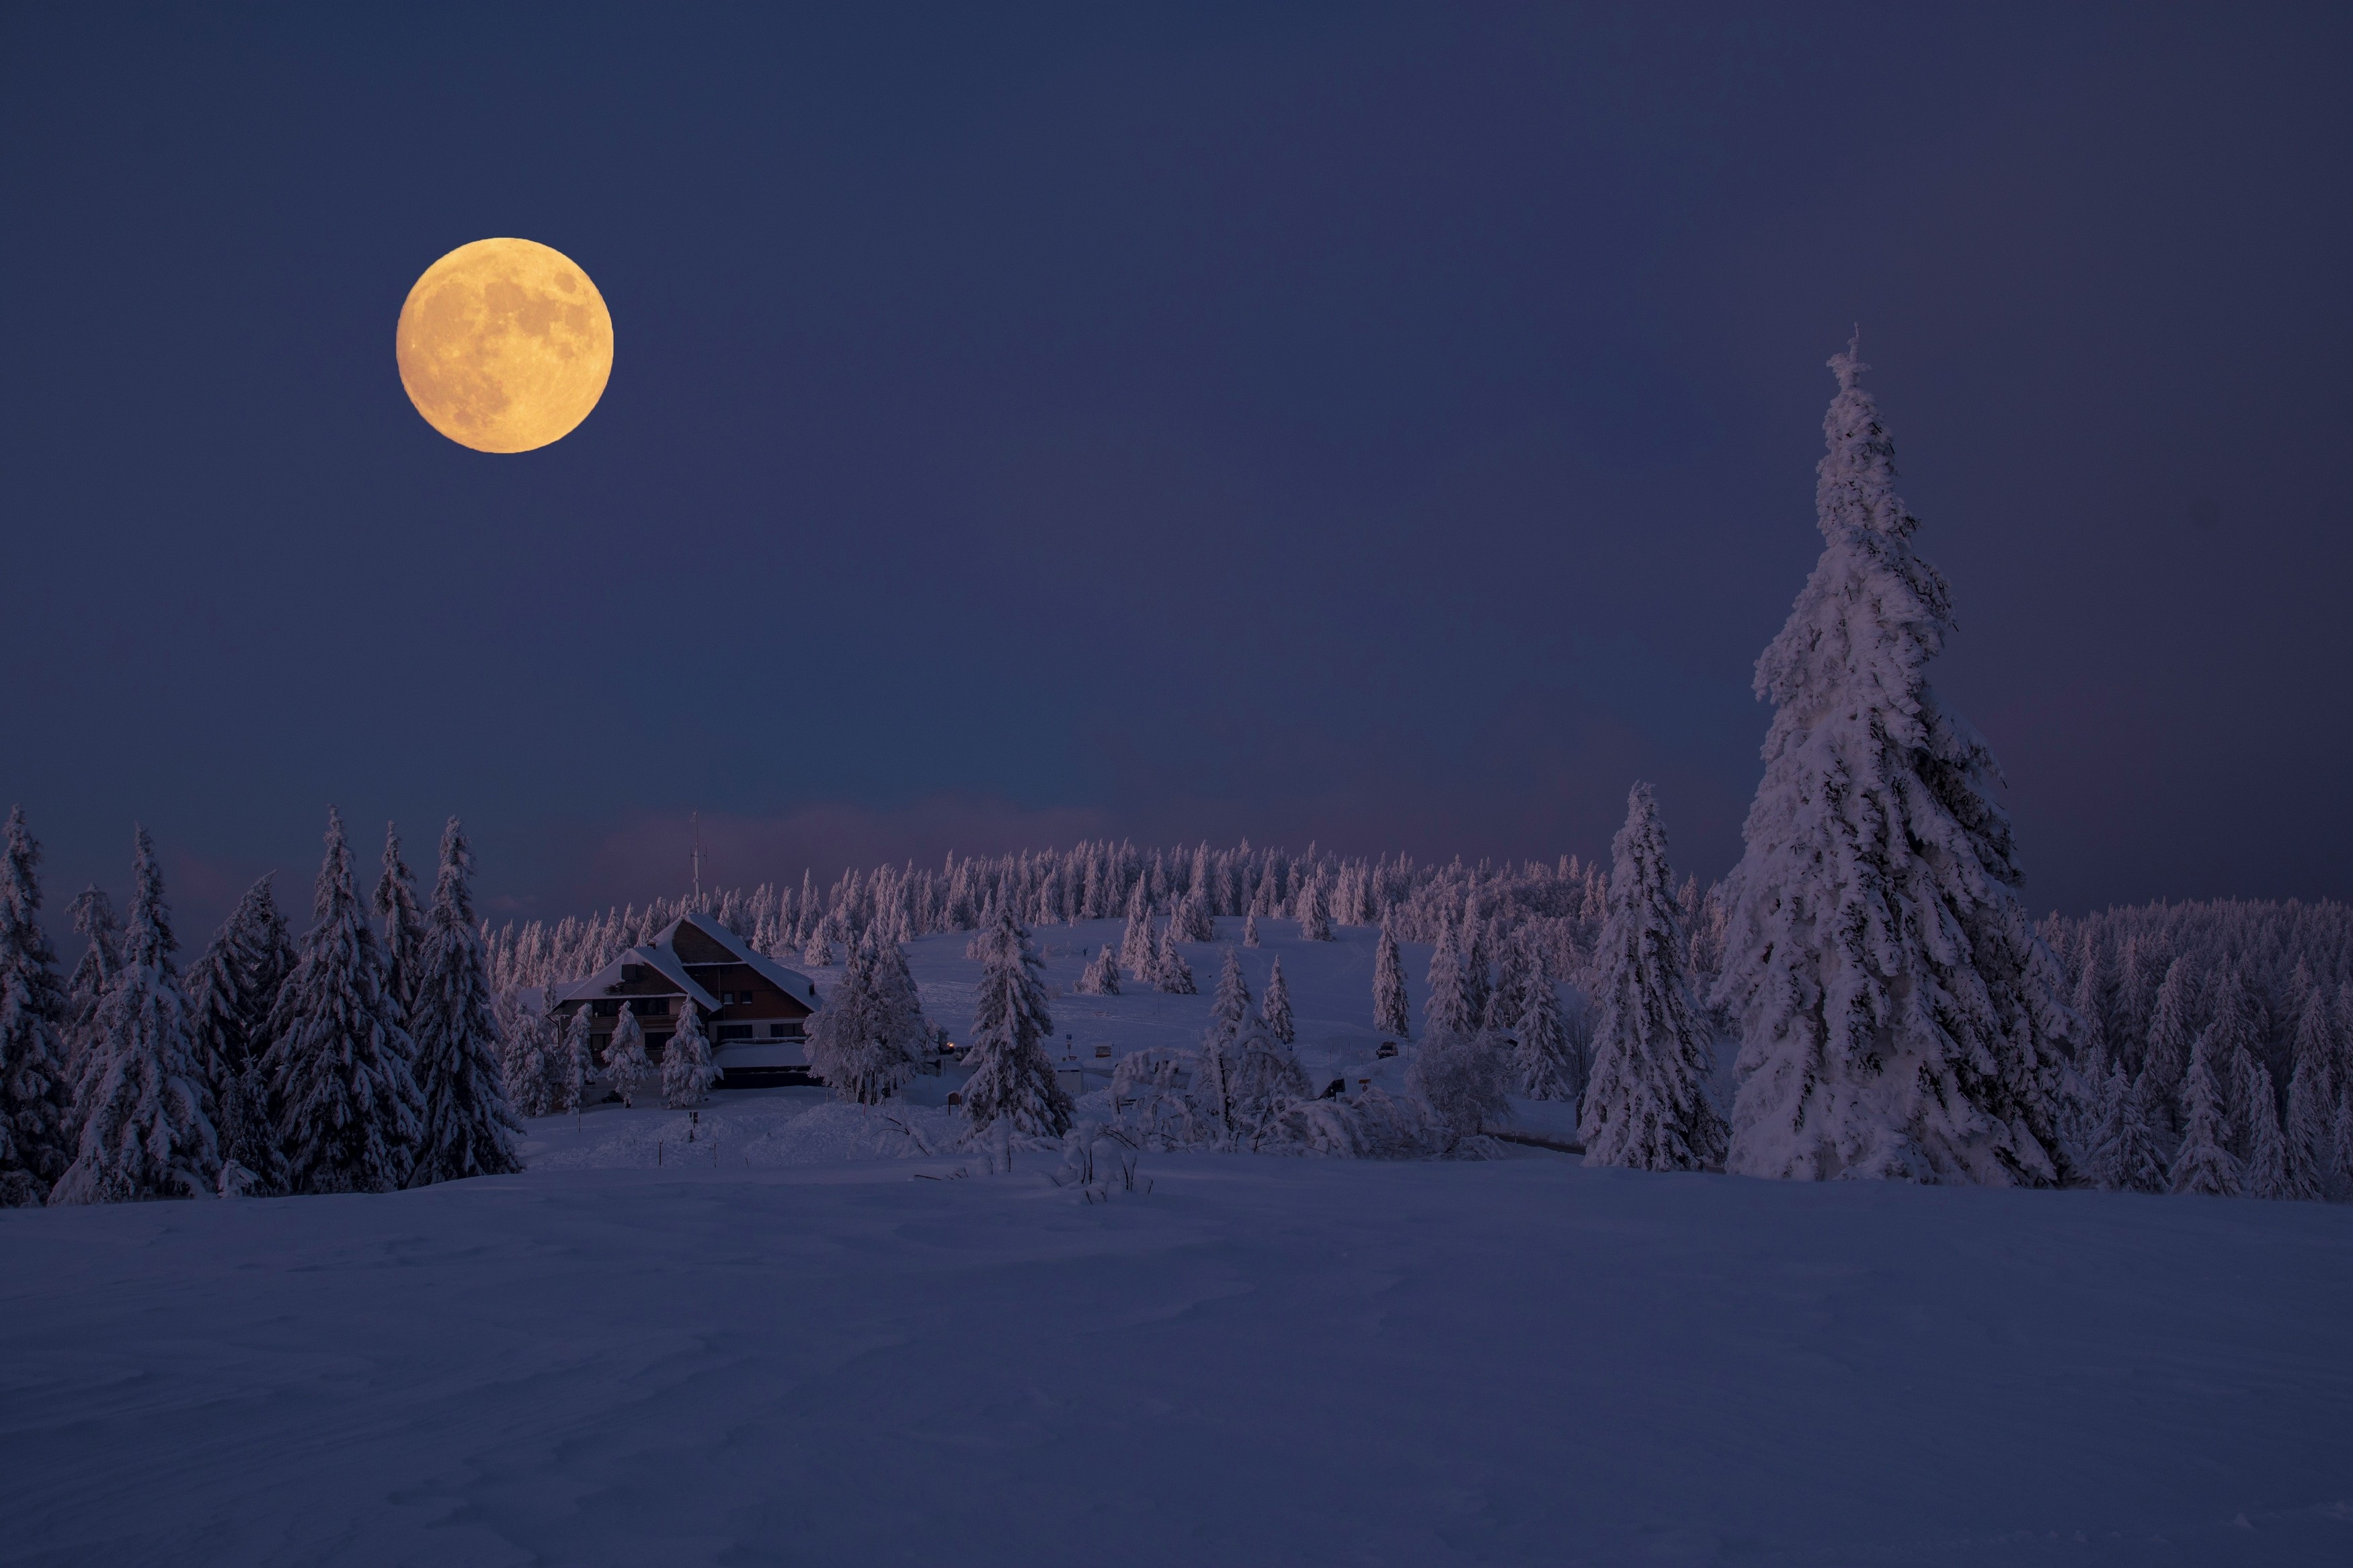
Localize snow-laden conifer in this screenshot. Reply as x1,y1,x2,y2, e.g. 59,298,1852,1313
604,1009,651,1107
801,919,834,968
1119,883,1156,979
1298,878,1332,942
2089,1062,2167,1194
554,1004,592,1116
1172,888,1215,944
1514,946,1581,1104
2169,1026,2241,1198
1581,784,1726,1173
1209,948,1253,1042
2278,1050,2327,1202
961,908,1072,1138
1243,911,1261,948
264,810,422,1195
1075,944,1121,996
2334,1089,2353,1200
806,928,925,1104
2243,1063,2292,1200
1152,919,1196,995
1261,954,1295,1046
662,1003,718,1109
1373,919,1411,1039
373,824,426,1025
2143,958,2198,1099
408,820,521,1182
1423,919,1476,1040
184,874,292,1190
63,886,122,1116
1714,343,2067,1186
52,829,218,1204
0,807,73,1204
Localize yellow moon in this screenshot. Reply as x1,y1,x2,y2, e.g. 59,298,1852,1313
395,239,612,453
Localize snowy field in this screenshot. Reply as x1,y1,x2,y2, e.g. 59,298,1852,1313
4,921,2350,1565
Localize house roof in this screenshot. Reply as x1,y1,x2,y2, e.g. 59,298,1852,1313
549,907,823,1012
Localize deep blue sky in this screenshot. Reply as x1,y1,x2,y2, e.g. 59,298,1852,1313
4,5,2348,932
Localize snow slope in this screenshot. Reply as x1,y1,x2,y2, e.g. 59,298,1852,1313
3,1141,2349,1566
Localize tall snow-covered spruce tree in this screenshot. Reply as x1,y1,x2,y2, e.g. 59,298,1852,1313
0,807,74,1204
806,927,926,1105
961,907,1072,1139
264,810,423,1195
407,819,521,1183
1373,918,1411,1039
52,828,218,1204
1714,343,2070,1186
1580,784,1726,1171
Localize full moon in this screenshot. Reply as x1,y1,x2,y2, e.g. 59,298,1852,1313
395,238,612,454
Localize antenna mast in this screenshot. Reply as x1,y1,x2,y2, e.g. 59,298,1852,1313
691,811,706,903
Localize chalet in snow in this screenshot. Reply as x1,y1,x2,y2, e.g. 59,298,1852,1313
550,908,824,1088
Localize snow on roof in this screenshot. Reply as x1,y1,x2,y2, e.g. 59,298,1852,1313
651,909,824,1005
547,908,822,1012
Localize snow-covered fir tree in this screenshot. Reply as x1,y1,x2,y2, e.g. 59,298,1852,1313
1119,883,1156,979
1261,954,1295,1046
1242,911,1261,948
961,908,1072,1138
63,885,122,1115
263,811,422,1195
0,807,73,1204
407,819,521,1183
51,828,218,1204
1209,948,1254,1042
604,1009,651,1108
662,1001,718,1109
1373,918,1411,1039
805,928,926,1105
554,1004,592,1116
2088,1063,2167,1194
2242,1062,2292,1200
2284,1013,2332,1200
1172,888,1215,944
1714,343,2068,1186
801,918,834,968
373,823,426,1026
1152,918,1196,995
1580,784,1727,1172
2143,958,2198,1102
2169,1025,2241,1197
1298,877,1332,942
1423,918,1476,1040
1513,935,1581,1104
1075,944,1120,996
183,874,293,1191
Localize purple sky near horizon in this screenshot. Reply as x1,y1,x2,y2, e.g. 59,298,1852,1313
3,4,2348,938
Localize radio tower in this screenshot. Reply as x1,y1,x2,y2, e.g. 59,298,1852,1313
691,811,707,905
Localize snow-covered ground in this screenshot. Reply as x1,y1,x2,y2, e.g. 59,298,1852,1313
5,921,2350,1565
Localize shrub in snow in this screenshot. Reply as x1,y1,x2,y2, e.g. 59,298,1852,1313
1581,784,1727,1173
0,807,74,1205
1109,1046,1200,1150
1373,919,1410,1039
1261,954,1294,1046
605,1010,651,1108
51,828,219,1204
806,928,926,1105
1713,343,2069,1186
407,820,522,1183
1406,1028,1511,1149
662,1005,719,1110
1074,944,1120,996
1265,1081,1444,1160
961,908,1073,1139
264,811,423,1196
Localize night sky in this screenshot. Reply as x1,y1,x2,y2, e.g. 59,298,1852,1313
4,5,2348,932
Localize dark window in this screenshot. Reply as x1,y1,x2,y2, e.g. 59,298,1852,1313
631,997,670,1017
647,1034,673,1060
717,1024,754,1042
769,1020,804,1039
592,1000,619,1018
